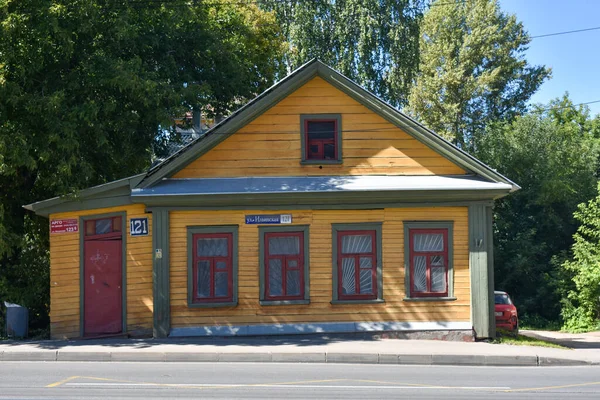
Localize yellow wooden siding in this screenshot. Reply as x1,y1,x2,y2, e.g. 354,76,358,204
48,204,153,339
173,77,465,178
170,208,470,328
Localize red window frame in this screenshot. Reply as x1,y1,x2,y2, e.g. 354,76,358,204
84,216,122,241
192,233,233,303
337,230,377,300
409,228,449,298
264,231,305,301
304,119,338,161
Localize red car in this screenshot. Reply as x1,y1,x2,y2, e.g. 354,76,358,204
495,290,518,335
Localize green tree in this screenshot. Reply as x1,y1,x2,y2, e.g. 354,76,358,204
0,0,283,330
258,0,425,107
407,0,550,150
561,184,600,332
476,97,600,324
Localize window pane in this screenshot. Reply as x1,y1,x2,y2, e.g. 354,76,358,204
307,121,335,139
359,257,372,269
197,238,228,257
288,259,298,268
268,259,283,296
197,261,211,298
268,236,300,255
341,234,372,254
431,267,446,292
95,219,112,235
413,256,427,292
324,143,335,159
287,270,301,296
431,255,444,266
309,144,320,157
359,269,373,294
214,272,228,297
341,257,356,295
215,261,227,270
413,233,444,252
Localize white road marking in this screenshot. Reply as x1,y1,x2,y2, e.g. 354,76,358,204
65,383,511,390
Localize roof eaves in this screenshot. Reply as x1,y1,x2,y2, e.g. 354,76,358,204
23,173,145,216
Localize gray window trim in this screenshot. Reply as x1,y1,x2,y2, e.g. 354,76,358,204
300,114,343,164
79,211,127,337
259,225,310,306
187,225,239,308
403,221,454,301
331,222,384,304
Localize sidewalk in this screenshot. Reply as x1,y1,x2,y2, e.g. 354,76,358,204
1,332,600,366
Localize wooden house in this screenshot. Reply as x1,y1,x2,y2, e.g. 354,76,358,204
25,60,518,340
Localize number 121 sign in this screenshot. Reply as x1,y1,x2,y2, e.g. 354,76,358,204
130,218,149,236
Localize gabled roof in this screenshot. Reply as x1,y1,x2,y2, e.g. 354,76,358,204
24,59,518,217
137,59,519,191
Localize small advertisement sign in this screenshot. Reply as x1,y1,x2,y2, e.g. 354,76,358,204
50,219,79,234
245,214,292,225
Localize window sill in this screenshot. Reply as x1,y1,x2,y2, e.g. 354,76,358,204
260,300,310,306
188,301,238,308
403,297,457,302
331,299,385,305
300,160,343,165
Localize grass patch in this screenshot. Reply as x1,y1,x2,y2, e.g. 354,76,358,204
492,334,569,349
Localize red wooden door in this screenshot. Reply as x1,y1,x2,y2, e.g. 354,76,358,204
84,239,122,335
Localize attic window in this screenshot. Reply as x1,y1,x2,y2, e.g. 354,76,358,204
301,114,342,164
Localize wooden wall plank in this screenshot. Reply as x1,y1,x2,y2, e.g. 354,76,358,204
173,76,465,179
170,207,470,329
49,204,153,339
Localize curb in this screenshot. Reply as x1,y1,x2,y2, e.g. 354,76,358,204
0,350,596,366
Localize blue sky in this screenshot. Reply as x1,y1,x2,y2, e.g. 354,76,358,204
499,0,600,116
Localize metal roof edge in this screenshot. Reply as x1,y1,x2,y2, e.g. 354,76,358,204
23,173,145,217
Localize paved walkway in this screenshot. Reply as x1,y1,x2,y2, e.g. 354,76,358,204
1,331,600,366
521,329,600,349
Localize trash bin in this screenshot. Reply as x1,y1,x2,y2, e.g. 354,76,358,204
4,302,28,338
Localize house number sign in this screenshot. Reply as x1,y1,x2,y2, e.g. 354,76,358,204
245,214,292,225
130,218,149,236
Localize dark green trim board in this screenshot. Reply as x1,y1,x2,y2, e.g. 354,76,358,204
79,212,127,338
152,209,170,338
331,222,384,303
24,173,144,217
135,190,509,209
403,221,454,300
258,225,310,306
300,114,342,164
469,204,495,339
145,200,494,213
186,225,239,308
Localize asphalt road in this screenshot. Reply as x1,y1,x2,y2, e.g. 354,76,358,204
1,362,600,399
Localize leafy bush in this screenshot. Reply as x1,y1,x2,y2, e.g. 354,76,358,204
561,182,600,332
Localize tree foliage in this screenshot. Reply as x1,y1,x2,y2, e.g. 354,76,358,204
258,0,425,107
0,0,283,329
476,97,600,324
407,0,550,150
561,183,600,332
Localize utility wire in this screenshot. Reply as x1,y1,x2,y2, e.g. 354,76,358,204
531,26,600,39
